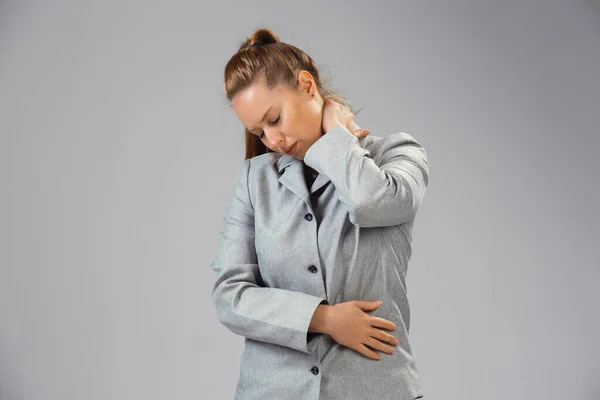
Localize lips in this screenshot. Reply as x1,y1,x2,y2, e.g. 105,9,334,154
284,143,297,155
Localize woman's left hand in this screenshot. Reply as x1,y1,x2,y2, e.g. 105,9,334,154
321,98,370,139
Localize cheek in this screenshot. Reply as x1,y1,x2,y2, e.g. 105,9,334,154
298,105,321,132
282,115,300,136
307,103,322,128
306,108,322,138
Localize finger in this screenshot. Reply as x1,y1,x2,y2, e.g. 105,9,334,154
351,128,368,138
353,300,382,310
365,337,395,355
357,343,381,360
369,316,397,331
370,329,399,346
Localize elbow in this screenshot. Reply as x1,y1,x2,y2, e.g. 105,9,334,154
349,202,418,227
211,281,232,327
212,293,239,335
347,194,373,226
348,188,422,227
211,279,251,336
348,202,374,227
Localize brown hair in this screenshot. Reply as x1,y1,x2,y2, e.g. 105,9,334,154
223,27,361,160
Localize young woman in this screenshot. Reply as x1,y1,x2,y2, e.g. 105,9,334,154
211,28,429,400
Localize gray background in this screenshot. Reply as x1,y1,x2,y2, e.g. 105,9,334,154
1,1,598,399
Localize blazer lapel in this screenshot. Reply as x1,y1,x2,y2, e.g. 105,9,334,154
277,155,311,207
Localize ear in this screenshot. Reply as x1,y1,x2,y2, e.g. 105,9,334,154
297,70,316,97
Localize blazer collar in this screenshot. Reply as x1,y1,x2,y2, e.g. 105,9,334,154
275,155,330,207
276,154,295,173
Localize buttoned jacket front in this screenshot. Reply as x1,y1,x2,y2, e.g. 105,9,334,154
211,125,429,400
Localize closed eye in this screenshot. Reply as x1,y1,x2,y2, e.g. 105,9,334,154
258,116,280,139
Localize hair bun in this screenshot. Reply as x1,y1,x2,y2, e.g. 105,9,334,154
250,28,279,46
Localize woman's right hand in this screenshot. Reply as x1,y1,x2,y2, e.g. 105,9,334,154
321,300,399,360
321,98,370,139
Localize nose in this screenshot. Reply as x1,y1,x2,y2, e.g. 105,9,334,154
263,127,285,149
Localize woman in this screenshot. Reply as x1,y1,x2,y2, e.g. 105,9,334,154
211,28,429,400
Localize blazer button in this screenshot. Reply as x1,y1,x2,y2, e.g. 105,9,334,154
308,265,318,273
310,366,320,375
304,213,313,221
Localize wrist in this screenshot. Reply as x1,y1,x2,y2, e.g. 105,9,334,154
309,303,333,335
323,121,342,134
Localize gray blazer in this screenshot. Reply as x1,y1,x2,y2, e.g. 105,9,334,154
211,124,429,399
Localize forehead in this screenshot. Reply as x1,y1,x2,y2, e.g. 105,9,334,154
231,82,292,128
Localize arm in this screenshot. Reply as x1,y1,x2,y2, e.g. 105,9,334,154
210,159,328,354
303,125,429,227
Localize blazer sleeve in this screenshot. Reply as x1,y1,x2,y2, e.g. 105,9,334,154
210,159,328,354
303,125,429,227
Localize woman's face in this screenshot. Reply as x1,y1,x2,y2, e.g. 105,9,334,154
231,71,324,160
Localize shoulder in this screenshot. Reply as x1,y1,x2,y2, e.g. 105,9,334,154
233,152,282,183
247,152,282,174
361,131,427,159
362,131,424,147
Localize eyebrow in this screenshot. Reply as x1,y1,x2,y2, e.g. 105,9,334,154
249,105,272,132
